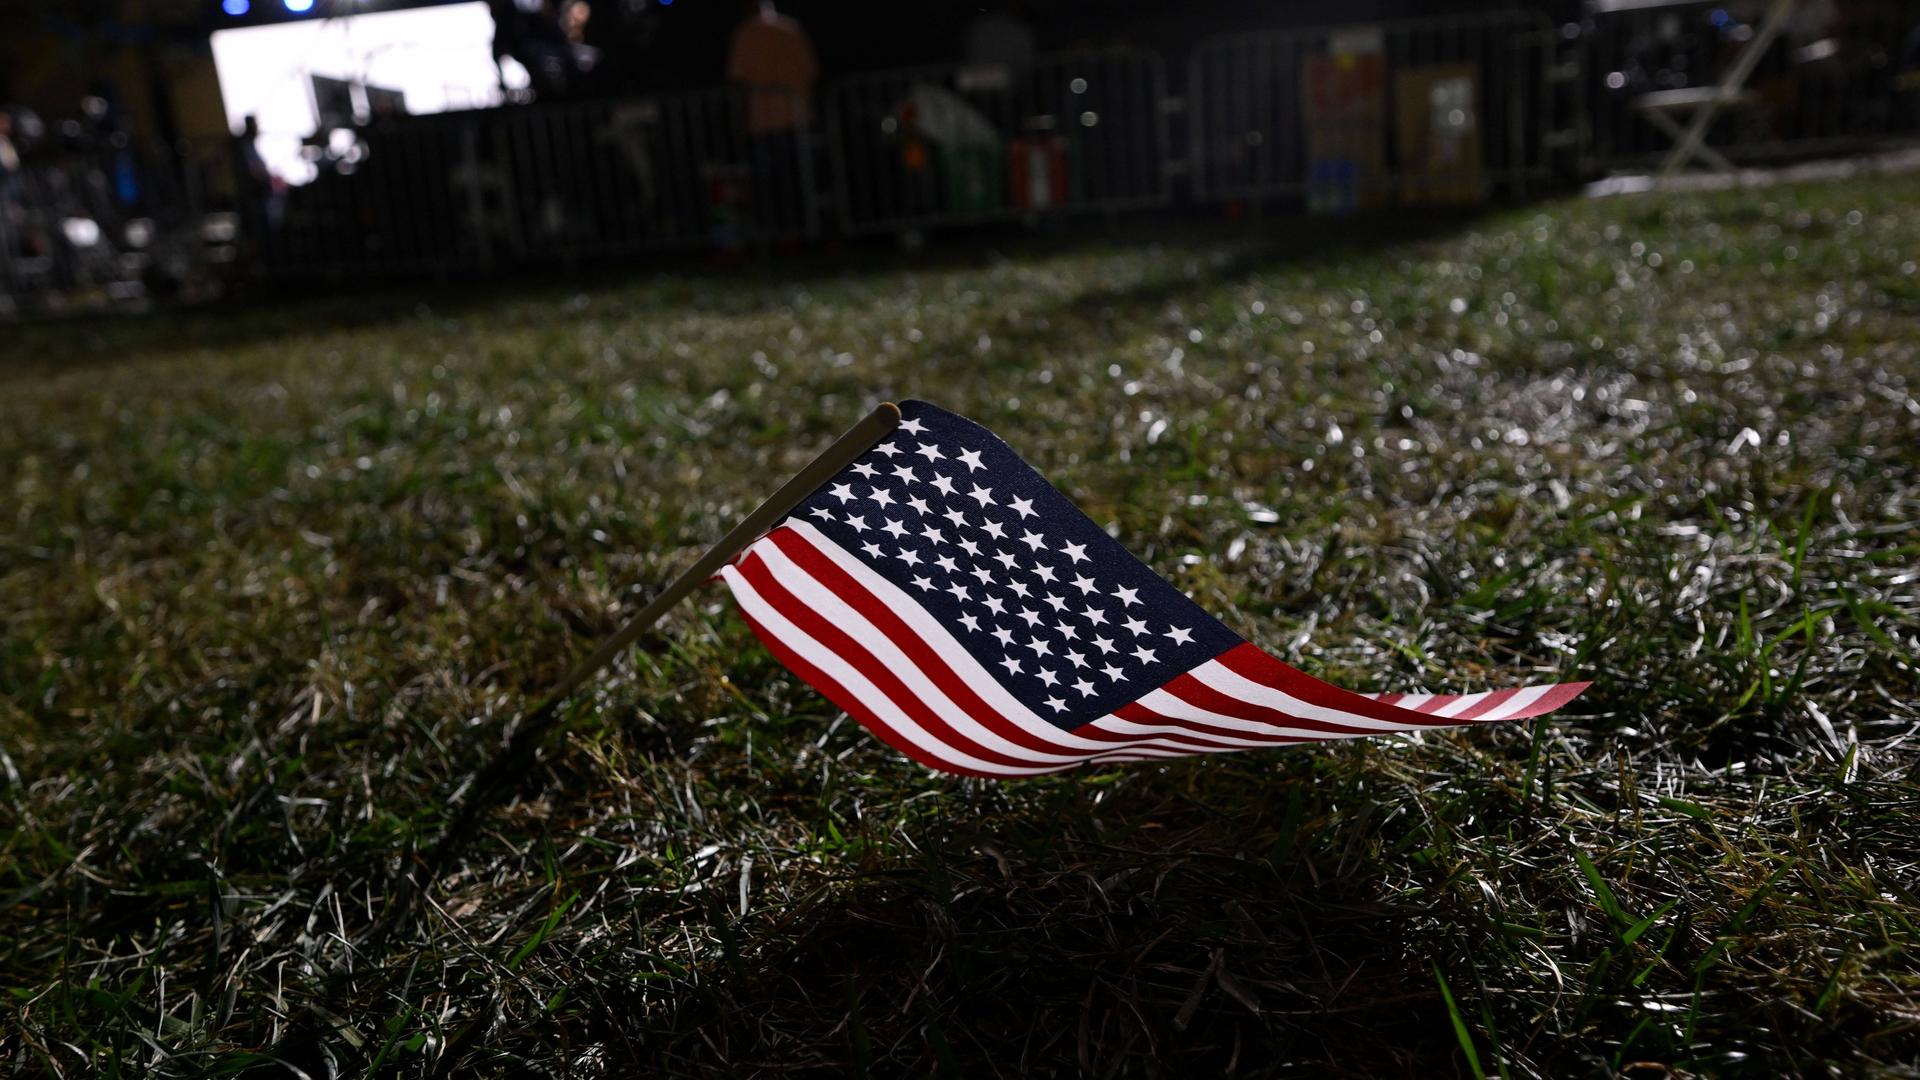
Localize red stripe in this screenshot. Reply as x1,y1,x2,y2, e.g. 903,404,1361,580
1109,700,1318,749
1215,644,1510,729
1454,688,1520,721
733,606,1022,778
736,553,1053,773
1506,681,1591,718
767,528,1228,760
1157,670,1414,738
765,529,1100,756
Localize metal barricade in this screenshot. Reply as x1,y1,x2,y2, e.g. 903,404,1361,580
1189,12,1557,208
249,86,819,281
1578,0,1920,174
826,47,1172,235
493,88,818,261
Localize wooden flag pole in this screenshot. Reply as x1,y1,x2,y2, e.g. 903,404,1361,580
273,403,904,1064
410,401,902,893
510,399,904,730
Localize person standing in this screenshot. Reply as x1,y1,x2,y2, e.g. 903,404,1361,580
726,1,817,241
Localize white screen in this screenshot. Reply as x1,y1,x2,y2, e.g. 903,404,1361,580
211,2,530,184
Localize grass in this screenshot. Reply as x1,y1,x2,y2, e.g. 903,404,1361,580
2,175,1918,1077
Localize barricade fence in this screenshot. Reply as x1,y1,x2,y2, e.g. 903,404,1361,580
1189,12,1559,207
7,9,1920,310
1578,0,1920,175
249,86,817,281
826,47,1171,234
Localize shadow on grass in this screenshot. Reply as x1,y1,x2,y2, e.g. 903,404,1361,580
2,205,1508,380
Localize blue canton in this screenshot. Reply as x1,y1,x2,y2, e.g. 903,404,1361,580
788,400,1242,731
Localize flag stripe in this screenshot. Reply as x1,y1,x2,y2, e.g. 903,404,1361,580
774,523,1238,756
720,564,1068,776
735,552,1066,771
747,539,1209,762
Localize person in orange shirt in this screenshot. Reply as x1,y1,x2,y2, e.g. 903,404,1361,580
727,1,818,241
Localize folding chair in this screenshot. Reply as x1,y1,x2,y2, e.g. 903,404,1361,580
1631,0,1796,176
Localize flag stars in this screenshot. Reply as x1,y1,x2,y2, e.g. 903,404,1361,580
912,575,935,591
1123,616,1149,636
1008,495,1037,519
920,525,946,545
1033,565,1057,583
1061,541,1089,564
981,520,1007,540
882,519,908,539
845,514,869,532
1019,531,1046,552
913,443,944,462
1130,645,1157,665
958,613,981,632
875,441,903,457
896,548,922,567
1114,586,1140,606
861,541,883,558
1035,670,1060,687
851,461,878,478
1072,678,1096,696
807,506,835,523
869,488,897,510
891,464,918,484
942,508,968,529
931,475,957,496
907,495,931,515
898,417,927,435
829,483,856,503
1008,580,1031,598
946,583,970,603
993,551,1018,570
958,538,982,557
1082,606,1109,626
957,448,985,472
1044,696,1067,713
1165,626,1194,646
1064,650,1087,668
1092,635,1116,654
1054,622,1079,640
1000,655,1023,676
1016,608,1044,628
1071,574,1097,594
992,626,1016,646
1023,637,1053,657
969,485,996,507
983,596,1006,615
1042,594,1069,613
1101,663,1125,681
970,566,994,585
934,553,959,573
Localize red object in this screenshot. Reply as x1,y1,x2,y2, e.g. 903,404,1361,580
1007,135,1068,209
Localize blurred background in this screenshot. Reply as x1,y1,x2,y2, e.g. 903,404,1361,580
2,0,1917,315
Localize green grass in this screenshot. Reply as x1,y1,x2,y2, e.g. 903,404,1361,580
3,177,1918,1077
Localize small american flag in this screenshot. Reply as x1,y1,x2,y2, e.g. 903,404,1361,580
720,401,1588,778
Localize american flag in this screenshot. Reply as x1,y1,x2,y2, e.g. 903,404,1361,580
719,401,1588,778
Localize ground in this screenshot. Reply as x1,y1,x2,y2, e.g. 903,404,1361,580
3,175,1918,1078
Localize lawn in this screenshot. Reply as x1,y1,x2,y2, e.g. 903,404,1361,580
3,176,1918,1077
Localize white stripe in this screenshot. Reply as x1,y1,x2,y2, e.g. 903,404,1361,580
1083,713,1316,750
1191,661,1468,732
1473,683,1554,722
1132,689,1383,742
719,565,1071,777
781,521,1204,755
1427,689,1497,719
748,539,1089,766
